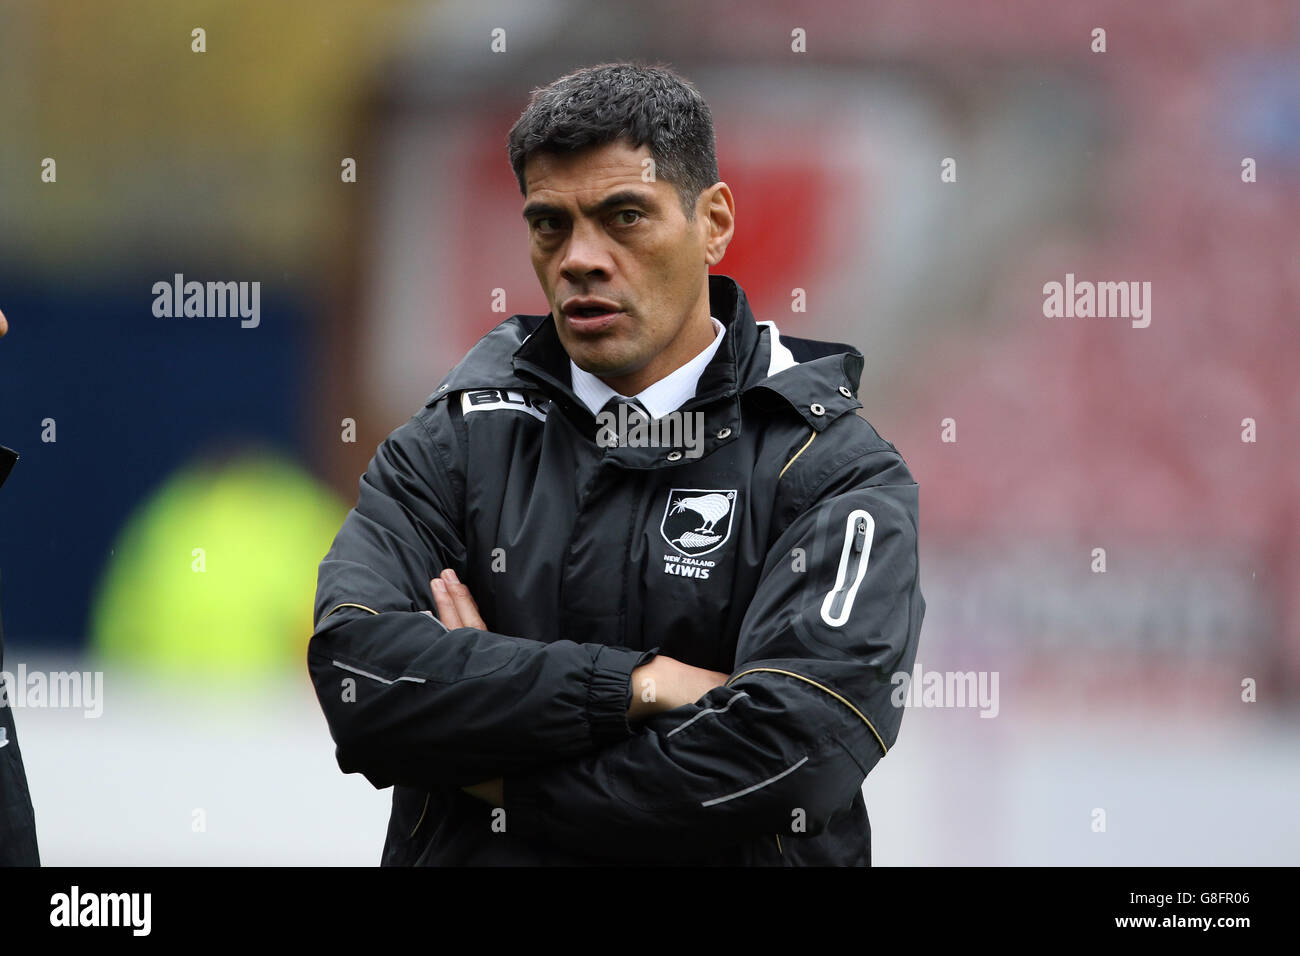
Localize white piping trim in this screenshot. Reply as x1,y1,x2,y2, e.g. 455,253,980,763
756,320,798,378
700,755,809,807
331,660,427,685
418,608,450,632
665,691,750,738
819,509,875,627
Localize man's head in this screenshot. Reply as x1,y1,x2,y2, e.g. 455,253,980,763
507,61,735,395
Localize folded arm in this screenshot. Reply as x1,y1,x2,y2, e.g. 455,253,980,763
490,445,925,862
307,411,658,791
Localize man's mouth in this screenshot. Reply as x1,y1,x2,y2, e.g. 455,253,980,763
561,298,625,332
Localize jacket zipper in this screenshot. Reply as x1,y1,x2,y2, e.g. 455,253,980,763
819,510,874,627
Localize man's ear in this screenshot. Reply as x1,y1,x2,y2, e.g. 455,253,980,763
702,183,735,266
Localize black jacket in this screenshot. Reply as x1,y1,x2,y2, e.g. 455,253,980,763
308,274,924,865
0,444,40,866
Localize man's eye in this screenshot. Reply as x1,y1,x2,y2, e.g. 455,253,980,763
533,217,562,233
614,210,643,226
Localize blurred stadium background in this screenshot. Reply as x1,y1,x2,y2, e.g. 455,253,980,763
0,0,1297,864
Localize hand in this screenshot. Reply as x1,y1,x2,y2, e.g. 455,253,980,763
0,305,8,338
628,655,731,720
429,568,486,630
430,571,500,804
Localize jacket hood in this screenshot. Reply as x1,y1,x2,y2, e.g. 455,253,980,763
425,273,865,433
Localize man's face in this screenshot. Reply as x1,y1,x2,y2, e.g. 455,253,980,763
522,138,733,394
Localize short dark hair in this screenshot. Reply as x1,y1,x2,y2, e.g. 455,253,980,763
507,60,719,221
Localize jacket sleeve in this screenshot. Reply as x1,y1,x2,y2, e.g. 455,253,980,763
502,429,924,861
306,405,656,792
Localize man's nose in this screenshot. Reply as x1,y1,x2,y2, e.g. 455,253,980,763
559,220,611,281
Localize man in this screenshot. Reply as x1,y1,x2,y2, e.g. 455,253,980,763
0,304,42,866
308,61,924,865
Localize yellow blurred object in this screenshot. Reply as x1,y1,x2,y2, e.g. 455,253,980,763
90,453,347,676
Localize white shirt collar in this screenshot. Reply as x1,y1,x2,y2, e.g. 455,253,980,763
570,316,725,419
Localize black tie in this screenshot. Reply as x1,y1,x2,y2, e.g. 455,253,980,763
600,396,649,419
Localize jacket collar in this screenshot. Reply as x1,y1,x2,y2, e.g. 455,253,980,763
425,274,867,450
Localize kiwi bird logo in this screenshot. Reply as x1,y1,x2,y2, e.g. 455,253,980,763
661,489,737,557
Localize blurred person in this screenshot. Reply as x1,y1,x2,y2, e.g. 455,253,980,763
308,61,924,865
0,305,42,866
